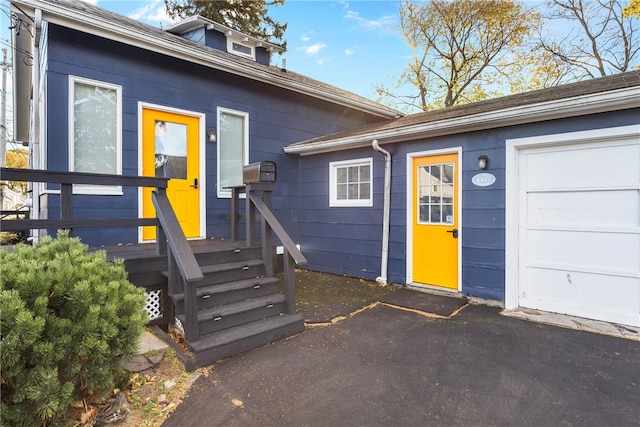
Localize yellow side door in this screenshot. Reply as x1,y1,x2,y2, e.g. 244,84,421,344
412,153,459,289
141,108,200,240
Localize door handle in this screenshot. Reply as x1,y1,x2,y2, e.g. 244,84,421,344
446,228,458,238
190,178,198,189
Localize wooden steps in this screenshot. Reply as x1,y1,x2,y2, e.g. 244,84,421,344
188,314,304,368
171,276,280,313
159,242,304,370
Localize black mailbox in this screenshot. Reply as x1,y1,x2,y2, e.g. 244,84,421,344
243,161,277,184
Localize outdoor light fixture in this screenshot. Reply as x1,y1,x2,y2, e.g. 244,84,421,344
478,155,488,170
207,129,216,143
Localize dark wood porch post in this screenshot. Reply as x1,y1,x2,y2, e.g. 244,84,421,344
245,185,257,246
283,248,296,314
61,183,73,234
260,188,274,277
155,188,167,257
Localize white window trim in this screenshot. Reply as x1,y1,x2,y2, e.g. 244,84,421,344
217,107,249,198
68,76,122,195
329,157,373,207
226,36,256,60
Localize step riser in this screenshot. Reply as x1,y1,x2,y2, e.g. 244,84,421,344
198,265,265,286
173,282,280,313
194,303,285,336
195,247,262,265
191,317,305,370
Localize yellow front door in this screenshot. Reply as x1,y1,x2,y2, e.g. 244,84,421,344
142,108,200,240
412,153,459,289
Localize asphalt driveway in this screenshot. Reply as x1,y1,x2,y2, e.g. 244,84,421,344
163,289,640,426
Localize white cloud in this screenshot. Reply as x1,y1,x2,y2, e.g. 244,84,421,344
127,0,176,26
344,48,354,56
299,42,327,56
300,35,311,42
344,10,396,32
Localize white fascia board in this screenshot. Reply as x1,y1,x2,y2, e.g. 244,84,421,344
17,0,397,119
284,87,640,156
166,16,284,54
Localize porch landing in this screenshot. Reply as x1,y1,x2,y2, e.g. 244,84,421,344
95,238,245,261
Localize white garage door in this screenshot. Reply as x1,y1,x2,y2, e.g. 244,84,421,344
512,126,640,327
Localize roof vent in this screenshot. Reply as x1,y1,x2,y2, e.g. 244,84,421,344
281,58,287,72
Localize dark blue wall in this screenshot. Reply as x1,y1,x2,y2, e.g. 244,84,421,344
44,24,386,246
297,108,640,302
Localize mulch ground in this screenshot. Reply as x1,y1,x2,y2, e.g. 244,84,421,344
279,269,401,323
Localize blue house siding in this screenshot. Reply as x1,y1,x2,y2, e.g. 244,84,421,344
297,107,639,303
43,24,386,246
298,148,388,279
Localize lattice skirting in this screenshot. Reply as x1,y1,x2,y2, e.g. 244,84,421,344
144,289,162,321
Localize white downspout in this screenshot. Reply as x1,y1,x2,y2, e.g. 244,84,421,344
372,139,391,286
31,9,42,242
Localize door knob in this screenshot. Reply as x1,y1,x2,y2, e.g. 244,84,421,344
190,178,198,189
446,228,458,238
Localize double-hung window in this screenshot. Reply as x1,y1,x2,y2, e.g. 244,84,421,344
329,158,373,207
217,107,249,198
69,76,122,194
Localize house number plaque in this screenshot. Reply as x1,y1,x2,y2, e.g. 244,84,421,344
471,173,496,187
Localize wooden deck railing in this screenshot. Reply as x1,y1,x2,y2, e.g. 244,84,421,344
0,168,164,232
151,189,203,340
0,167,203,327
244,183,307,315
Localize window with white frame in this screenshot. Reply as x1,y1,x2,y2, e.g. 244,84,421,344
329,158,373,207
217,107,249,198
69,76,122,194
226,36,255,60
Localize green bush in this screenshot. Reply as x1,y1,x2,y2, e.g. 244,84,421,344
0,231,147,426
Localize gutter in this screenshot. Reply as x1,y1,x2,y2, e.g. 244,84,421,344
284,86,640,155
372,139,391,287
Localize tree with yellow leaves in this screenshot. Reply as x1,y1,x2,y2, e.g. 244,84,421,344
375,0,537,112
624,0,640,18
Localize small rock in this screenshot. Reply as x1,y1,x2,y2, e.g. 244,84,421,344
164,380,176,390
123,355,154,373
146,349,165,366
158,394,167,403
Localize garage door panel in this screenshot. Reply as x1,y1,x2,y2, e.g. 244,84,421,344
522,267,640,326
526,230,640,274
514,128,640,327
527,190,638,228
525,143,640,188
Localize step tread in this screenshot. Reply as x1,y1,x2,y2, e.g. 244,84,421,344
171,276,280,301
189,314,304,352
188,293,286,320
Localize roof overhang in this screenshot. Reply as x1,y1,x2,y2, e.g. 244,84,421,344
9,0,399,119
165,15,285,54
284,86,640,156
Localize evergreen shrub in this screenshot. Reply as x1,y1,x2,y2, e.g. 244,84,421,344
0,231,147,426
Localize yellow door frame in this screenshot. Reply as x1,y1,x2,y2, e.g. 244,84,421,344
137,102,206,242
406,147,462,290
